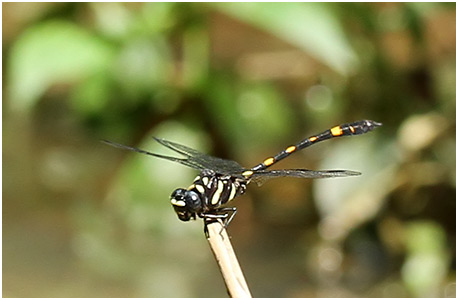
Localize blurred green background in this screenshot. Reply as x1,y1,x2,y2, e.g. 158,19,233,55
3,2,456,297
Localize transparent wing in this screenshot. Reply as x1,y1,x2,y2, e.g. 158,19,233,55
250,169,361,186
153,137,245,174
102,140,206,170
102,138,246,175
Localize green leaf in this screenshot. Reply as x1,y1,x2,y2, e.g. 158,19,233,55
8,20,115,112
402,221,450,297
213,3,358,75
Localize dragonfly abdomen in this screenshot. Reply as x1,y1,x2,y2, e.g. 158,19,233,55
251,120,381,171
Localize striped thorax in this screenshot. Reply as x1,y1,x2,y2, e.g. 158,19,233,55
169,169,248,222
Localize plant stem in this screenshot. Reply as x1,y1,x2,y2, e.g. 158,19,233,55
206,221,252,298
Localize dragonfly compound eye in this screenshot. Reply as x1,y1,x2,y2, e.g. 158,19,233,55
170,188,201,221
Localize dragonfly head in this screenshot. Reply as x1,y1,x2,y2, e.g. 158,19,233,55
170,188,202,221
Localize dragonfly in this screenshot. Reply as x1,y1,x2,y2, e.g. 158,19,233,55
103,120,381,230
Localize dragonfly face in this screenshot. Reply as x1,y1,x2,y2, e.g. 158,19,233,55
170,188,201,221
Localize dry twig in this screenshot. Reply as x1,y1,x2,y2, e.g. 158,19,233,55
206,221,252,298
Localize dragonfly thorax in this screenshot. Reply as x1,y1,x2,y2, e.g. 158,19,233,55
169,170,248,222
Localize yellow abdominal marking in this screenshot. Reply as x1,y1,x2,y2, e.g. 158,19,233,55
285,146,296,153
330,126,343,136
171,199,186,207
211,180,224,205
263,157,275,166
349,125,355,133
309,136,318,142
242,170,254,178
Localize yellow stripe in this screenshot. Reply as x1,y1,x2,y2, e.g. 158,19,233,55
263,157,275,166
285,145,296,153
202,176,209,186
195,184,205,194
228,183,237,201
309,136,318,142
349,125,355,133
330,126,343,136
211,180,224,205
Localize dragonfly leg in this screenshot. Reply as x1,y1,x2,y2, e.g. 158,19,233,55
201,207,237,237
218,207,237,230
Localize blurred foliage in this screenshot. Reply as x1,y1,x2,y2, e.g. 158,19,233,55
3,2,455,298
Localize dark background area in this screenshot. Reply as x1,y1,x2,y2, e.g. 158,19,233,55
3,2,456,297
